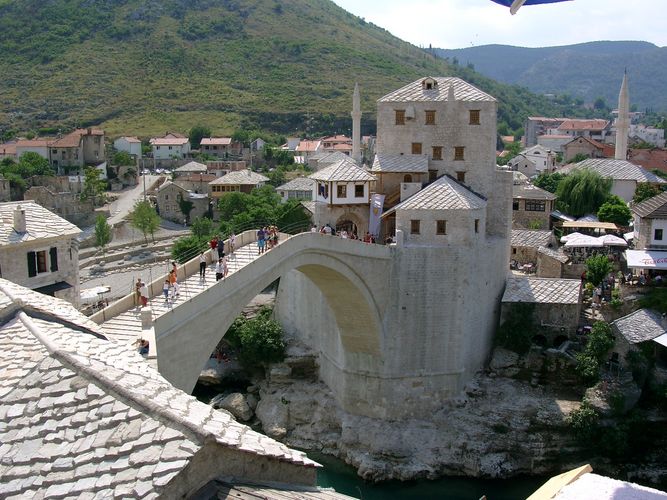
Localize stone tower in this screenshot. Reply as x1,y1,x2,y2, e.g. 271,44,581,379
351,82,362,164
615,71,629,160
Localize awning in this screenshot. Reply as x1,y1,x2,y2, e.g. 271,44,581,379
564,234,604,248
80,285,111,303
34,281,73,296
625,249,667,269
598,234,627,247
654,333,667,348
562,221,618,230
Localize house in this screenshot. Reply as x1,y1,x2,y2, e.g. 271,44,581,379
501,277,582,332
537,134,572,153
563,136,606,162
15,139,50,161
627,148,667,175
512,183,557,230
174,173,217,194
295,140,322,162
0,142,17,161
611,309,667,368
536,246,570,278
555,119,611,143
250,137,266,152
557,158,666,202
521,145,557,175
156,181,209,223
371,154,428,209
304,159,375,235
208,170,269,200
206,160,247,178
0,201,81,305
0,279,323,498
321,135,353,156
276,177,315,202
506,154,537,177
628,124,666,148
23,185,95,227
49,128,106,173
150,132,191,160
113,136,142,158
173,161,208,177
307,151,350,171
200,137,242,158
510,229,555,266
524,117,566,147
630,190,667,250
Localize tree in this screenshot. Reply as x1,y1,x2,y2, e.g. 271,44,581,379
585,255,612,286
593,97,607,110
224,307,286,369
80,167,107,206
533,172,565,194
191,216,213,239
566,153,590,164
177,193,194,223
130,200,160,243
189,124,212,149
633,183,662,203
112,151,135,166
17,152,53,177
597,195,632,226
556,169,612,217
94,214,112,253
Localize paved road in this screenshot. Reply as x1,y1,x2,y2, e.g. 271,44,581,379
108,174,161,225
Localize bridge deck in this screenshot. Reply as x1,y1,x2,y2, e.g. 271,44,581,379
100,242,262,347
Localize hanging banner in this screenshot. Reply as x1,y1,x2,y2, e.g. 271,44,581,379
368,193,385,237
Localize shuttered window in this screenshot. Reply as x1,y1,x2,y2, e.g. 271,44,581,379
50,247,58,272
27,251,37,277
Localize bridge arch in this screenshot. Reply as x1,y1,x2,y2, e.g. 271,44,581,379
153,234,391,404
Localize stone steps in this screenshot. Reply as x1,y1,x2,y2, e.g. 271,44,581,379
100,243,262,348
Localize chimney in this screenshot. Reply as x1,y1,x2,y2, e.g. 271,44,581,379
13,205,26,233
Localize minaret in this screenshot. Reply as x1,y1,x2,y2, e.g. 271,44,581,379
615,71,629,160
351,82,362,164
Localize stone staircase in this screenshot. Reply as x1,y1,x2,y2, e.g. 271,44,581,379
99,243,261,348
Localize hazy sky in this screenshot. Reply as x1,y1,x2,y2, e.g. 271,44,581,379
332,0,667,50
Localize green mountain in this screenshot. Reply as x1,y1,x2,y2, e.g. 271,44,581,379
0,0,595,138
435,41,667,112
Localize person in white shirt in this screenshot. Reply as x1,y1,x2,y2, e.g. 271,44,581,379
199,252,206,279
215,258,224,281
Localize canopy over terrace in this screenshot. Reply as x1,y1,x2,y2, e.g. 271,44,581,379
561,221,619,231
625,249,667,270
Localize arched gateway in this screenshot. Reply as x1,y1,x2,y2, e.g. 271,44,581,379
154,233,391,415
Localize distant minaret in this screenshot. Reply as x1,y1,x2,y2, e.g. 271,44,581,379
615,70,629,160
351,82,362,164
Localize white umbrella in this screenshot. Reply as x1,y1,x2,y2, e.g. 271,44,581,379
560,232,583,243
564,234,604,248
598,234,628,247
80,285,110,303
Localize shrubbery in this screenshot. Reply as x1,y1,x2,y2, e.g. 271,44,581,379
225,307,286,369
495,303,536,354
575,321,615,384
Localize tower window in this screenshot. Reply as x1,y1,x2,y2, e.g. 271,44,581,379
403,174,412,183
525,200,546,212
655,229,663,241
425,110,436,125
395,110,405,125
355,184,364,197
469,110,480,125
436,220,447,235
513,200,519,211
475,219,480,233
411,142,422,155
410,220,420,234
454,147,465,161
456,171,466,183
432,146,442,160
337,185,347,198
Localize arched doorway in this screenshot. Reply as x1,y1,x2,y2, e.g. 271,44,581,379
336,213,365,239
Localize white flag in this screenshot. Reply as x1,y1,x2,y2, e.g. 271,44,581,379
368,193,385,237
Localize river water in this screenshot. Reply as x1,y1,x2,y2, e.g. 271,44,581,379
308,452,546,500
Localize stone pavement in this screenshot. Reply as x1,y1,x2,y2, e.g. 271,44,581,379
100,242,262,349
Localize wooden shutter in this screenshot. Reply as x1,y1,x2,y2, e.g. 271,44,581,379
50,247,58,272
27,251,37,277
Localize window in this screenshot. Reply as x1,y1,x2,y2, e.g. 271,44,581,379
411,142,422,155
395,110,405,125
429,170,437,182
456,171,466,183
425,110,436,125
454,147,465,161
469,110,480,125
37,251,47,273
403,174,412,183
474,219,480,233
410,220,420,234
26,247,57,278
337,184,347,198
355,184,365,197
432,146,442,160
436,220,447,235
655,229,663,241
525,200,546,212
513,200,519,211
165,195,169,200
168,146,173,150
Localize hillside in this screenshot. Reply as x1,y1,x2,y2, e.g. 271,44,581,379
436,41,667,112
0,0,593,138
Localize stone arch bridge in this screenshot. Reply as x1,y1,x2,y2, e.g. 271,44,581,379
154,233,393,415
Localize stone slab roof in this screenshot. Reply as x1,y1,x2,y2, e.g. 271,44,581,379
309,151,349,164
632,191,667,219
511,230,554,248
371,154,429,173
174,161,207,173
502,277,581,304
557,159,666,183
378,77,495,102
277,177,315,192
385,175,486,214
0,279,317,499
204,479,356,499
513,184,557,201
538,246,569,263
210,170,269,185
0,200,80,247
309,159,374,182
611,308,666,344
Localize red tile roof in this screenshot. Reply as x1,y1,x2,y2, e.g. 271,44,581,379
201,138,232,146
0,144,17,156
628,148,667,173
296,140,321,152
557,119,609,132
15,139,51,148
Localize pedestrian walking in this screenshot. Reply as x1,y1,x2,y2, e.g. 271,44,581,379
135,278,142,308
215,258,224,281
199,252,206,279
222,256,229,278
229,232,236,253
139,280,148,307
257,227,266,255
163,279,170,303
171,262,180,296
